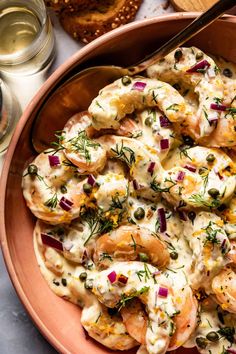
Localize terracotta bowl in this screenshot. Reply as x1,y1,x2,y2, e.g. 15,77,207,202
1,12,236,354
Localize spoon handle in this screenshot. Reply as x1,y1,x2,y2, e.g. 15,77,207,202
127,0,236,75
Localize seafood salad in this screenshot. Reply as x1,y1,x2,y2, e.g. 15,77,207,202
22,47,236,354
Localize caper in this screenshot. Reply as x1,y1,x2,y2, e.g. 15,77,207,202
196,51,204,60
83,183,92,194
206,154,215,163
170,251,178,260
188,211,196,223
60,185,67,194
196,337,208,349
79,272,87,282
61,278,67,287
217,203,227,212
139,252,149,262
84,279,93,290
199,167,206,175
182,135,194,146
173,83,181,91
145,117,153,127
121,76,132,86
223,68,233,78
28,164,38,175
208,188,220,199
108,307,118,316
134,207,145,220
174,49,183,62
206,331,219,342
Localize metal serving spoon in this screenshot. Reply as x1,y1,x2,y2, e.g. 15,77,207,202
32,0,236,153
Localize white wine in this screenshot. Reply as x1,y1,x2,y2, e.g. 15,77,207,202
0,0,55,75
0,6,41,56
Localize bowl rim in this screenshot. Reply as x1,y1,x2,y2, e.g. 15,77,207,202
1,12,236,353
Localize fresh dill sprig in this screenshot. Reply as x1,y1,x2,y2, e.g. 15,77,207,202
188,193,220,209
203,221,221,246
166,103,179,112
68,130,100,162
179,145,192,160
218,327,235,343
111,140,136,167
136,264,152,282
44,193,59,209
99,253,113,262
116,286,150,311
81,208,114,246
46,130,66,154
199,167,209,192
150,177,176,193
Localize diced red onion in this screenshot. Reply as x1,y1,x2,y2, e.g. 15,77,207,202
118,274,128,284
184,164,196,173
147,162,155,174
186,60,210,73
158,208,167,233
227,349,236,354
177,171,185,182
179,211,187,221
132,81,147,92
152,270,161,276
59,196,73,211
159,115,171,127
210,103,227,111
133,179,140,190
158,286,168,298
41,233,63,251
160,139,169,150
48,155,60,167
63,240,73,251
107,271,117,283
87,174,96,186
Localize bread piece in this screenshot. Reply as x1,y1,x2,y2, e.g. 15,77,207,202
59,0,143,43
44,0,91,12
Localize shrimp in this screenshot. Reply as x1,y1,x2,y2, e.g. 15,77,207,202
34,217,99,265
147,46,224,139
61,111,107,173
113,109,180,162
120,299,148,345
94,172,129,220
98,135,164,201
35,228,138,350
183,211,231,291
161,146,236,209
81,300,138,350
94,225,170,269
22,150,87,224
92,261,180,354
89,77,193,132
120,286,198,351
168,286,198,351
212,265,236,314
34,222,93,304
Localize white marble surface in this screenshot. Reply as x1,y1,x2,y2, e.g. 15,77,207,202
0,2,174,353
